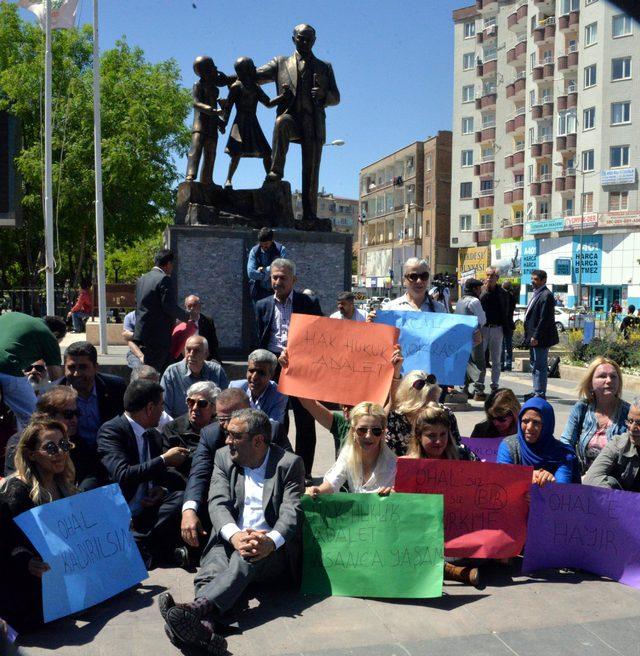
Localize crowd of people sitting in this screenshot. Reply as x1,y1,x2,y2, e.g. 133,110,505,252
1,243,639,655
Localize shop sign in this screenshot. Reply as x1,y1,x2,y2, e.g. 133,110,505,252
457,245,490,279
521,240,539,276
563,213,598,230
554,258,571,276
525,218,565,234
572,235,602,284
600,168,636,186
490,238,521,285
598,212,640,228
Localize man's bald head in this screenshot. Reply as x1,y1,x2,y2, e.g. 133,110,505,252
185,335,209,373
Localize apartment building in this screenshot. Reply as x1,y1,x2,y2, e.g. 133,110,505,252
357,132,455,295
291,190,358,235
451,1,640,310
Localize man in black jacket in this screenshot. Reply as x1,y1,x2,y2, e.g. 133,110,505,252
55,341,126,449
524,269,558,399
255,258,322,479
97,380,190,568
134,249,192,374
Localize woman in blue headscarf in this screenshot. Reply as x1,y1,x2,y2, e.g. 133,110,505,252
497,397,579,485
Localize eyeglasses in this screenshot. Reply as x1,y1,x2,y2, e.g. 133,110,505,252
58,409,81,420
187,398,210,409
24,364,46,374
626,418,640,428
412,374,437,391
490,413,512,423
40,439,74,456
226,430,250,442
355,426,383,437
405,272,429,282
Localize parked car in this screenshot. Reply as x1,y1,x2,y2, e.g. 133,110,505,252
514,305,586,332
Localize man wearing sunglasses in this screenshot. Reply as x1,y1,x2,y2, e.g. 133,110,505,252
379,258,446,313
229,349,288,423
23,359,54,397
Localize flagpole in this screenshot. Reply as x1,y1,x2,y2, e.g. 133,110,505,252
92,0,108,354
44,0,56,315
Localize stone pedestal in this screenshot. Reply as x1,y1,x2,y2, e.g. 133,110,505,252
166,225,352,358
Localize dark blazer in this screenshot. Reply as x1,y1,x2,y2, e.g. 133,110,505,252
256,53,340,145
255,290,323,351
134,268,189,350
54,372,126,425
161,413,205,481
184,419,291,511
524,286,559,348
198,313,221,363
97,414,183,502
204,445,305,575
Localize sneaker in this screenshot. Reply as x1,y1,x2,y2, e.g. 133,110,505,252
473,392,487,402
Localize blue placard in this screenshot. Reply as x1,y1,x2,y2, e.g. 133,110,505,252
521,240,539,276
14,484,148,622
572,235,602,284
601,168,636,186
525,218,565,235
554,258,571,276
374,310,477,385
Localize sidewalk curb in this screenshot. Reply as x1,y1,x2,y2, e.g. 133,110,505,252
560,362,640,394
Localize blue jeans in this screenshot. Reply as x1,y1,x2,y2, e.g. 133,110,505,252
530,346,549,397
71,311,90,332
502,330,513,369
0,372,37,432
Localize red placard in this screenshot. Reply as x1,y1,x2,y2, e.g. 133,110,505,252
395,459,533,558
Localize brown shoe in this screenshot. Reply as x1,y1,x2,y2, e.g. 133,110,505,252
444,563,482,588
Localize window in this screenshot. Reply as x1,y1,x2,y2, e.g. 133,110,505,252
582,149,595,172
611,101,631,125
565,197,574,214
527,164,533,183
585,22,598,46
582,192,594,213
461,117,474,134
609,191,629,211
463,52,475,70
558,109,577,136
583,107,596,130
528,127,535,146
612,57,632,81
426,185,432,204
539,201,549,217
610,145,630,167
425,154,432,170
612,14,632,38
460,182,472,198
479,213,492,228
459,214,472,231
584,64,597,88
464,21,475,38
462,85,475,102
480,179,494,192
461,150,474,166
560,0,579,13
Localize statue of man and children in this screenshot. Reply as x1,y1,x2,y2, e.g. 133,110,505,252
185,24,340,227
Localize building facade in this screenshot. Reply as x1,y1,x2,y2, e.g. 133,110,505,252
451,1,640,309
291,190,358,234
357,132,455,296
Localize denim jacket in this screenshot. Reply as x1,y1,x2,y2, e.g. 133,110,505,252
560,399,630,470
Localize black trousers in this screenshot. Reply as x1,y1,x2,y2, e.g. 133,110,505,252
140,344,171,375
272,360,317,476
132,490,184,569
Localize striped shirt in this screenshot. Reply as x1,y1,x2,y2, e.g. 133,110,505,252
267,291,294,354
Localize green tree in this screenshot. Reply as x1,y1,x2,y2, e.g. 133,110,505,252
0,3,191,288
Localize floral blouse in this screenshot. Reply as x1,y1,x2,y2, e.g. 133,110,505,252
386,404,462,456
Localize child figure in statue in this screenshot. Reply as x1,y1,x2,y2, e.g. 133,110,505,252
222,56,290,188
185,55,227,185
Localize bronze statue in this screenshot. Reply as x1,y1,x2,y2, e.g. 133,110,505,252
256,24,340,224
185,55,228,185
222,57,291,189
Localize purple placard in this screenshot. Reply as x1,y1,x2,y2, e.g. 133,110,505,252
460,437,503,463
523,483,640,589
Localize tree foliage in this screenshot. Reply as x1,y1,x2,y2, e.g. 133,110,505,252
0,3,191,287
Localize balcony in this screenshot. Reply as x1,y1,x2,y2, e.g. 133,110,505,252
531,99,543,119
555,174,566,192
541,138,553,156
533,56,554,81
567,46,579,69
474,160,495,176
542,95,554,117
557,93,567,110
506,35,527,65
474,190,495,209
475,125,496,144
476,0,498,11
513,148,525,167
504,183,524,204
477,57,498,77
557,132,577,153
565,168,577,190
567,84,578,108
506,71,527,99
476,89,497,110
569,9,580,26
474,229,493,243
533,17,555,43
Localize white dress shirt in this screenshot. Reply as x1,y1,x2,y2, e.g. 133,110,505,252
220,448,285,549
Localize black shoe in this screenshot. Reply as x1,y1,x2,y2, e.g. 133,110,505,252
174,546,190,569
523,392,536,402
166,606,227,654
158,592,175,621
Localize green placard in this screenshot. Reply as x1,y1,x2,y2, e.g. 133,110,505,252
301,493,444,598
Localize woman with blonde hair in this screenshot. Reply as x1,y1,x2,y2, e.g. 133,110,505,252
385,370,460,456
560,356,630,473
470,388,521,439
401,403,479,587
0,419,77,630
306,402,396,496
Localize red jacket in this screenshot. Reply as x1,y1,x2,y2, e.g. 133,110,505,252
71,289,92,314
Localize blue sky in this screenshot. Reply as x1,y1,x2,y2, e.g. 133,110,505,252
23,0,469,198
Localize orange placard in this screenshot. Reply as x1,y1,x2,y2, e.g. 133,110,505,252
278,314,399,406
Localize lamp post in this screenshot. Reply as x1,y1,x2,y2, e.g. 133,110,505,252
324,139,345,147
112,258,122,284
554,161,585,308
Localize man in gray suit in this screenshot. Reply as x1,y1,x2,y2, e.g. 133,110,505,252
256,24,340,225
159,408,305,652
133,249,192,374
